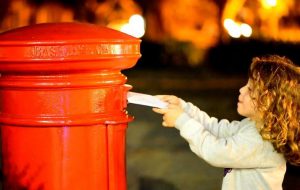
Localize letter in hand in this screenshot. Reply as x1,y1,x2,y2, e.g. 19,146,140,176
155,95,181,106
153,95,184,127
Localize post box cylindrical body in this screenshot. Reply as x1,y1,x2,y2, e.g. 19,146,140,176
0,23,140,190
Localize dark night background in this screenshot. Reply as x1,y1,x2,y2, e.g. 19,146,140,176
0,0,300,189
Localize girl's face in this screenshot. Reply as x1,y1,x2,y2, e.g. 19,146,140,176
237,80,258,120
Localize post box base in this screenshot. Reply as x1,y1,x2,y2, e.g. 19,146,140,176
1,124,127,190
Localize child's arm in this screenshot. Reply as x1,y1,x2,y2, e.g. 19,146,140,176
153,96,284,168
155,95,240,137
182,101,241,137
175,115,284,168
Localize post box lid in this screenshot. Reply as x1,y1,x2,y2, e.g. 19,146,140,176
0,22,141,72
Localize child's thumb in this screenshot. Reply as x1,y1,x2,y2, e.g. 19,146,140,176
152,108,167,114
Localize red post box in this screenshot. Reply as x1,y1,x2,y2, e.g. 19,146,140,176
0,22,140,190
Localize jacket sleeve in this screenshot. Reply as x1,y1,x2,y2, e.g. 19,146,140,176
174,113,283,168
180,101,240,138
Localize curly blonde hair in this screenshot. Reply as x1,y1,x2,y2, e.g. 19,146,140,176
248,55,300,165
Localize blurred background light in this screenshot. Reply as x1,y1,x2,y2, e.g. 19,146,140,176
121,14,145,38
240,23,252,37
223,19,252,38
261,0,278,8
0,0,300,67
108,14,145,38
224,19,241,38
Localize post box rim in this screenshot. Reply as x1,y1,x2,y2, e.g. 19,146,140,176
0,22,141,72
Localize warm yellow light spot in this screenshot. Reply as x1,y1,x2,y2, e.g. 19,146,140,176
223,18,252,38
121,14,145,38
261,0,277,8
240,23,252,37
223,18,241,38
223,19,235,30
107,14,145,38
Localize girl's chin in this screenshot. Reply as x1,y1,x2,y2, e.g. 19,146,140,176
237,107,244,117
237,103,241,110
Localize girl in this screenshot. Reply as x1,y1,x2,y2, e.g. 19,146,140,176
153,55,300,190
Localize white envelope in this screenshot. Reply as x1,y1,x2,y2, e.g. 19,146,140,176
127,92,168,109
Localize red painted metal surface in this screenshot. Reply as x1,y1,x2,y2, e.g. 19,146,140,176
0,22,140,190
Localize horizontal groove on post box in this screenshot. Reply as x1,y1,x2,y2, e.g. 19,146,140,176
0,58,140,72
0,113,134,126
0,71,128,88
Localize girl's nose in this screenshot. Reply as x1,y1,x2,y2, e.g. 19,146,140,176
239,85,247,94
239,86,244,93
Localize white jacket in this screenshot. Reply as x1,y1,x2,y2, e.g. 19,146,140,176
175,101,286,190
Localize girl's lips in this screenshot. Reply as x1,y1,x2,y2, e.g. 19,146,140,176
238,98,242,103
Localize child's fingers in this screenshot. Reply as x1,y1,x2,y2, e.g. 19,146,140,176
155,95,171,102
162,121,173,128
167,104,179,109
155,95,179,104
162,121,168,127
155,95,167,99
152,108,167,114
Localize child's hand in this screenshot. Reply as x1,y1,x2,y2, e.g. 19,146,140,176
155,95,181,107
153,104,183,127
